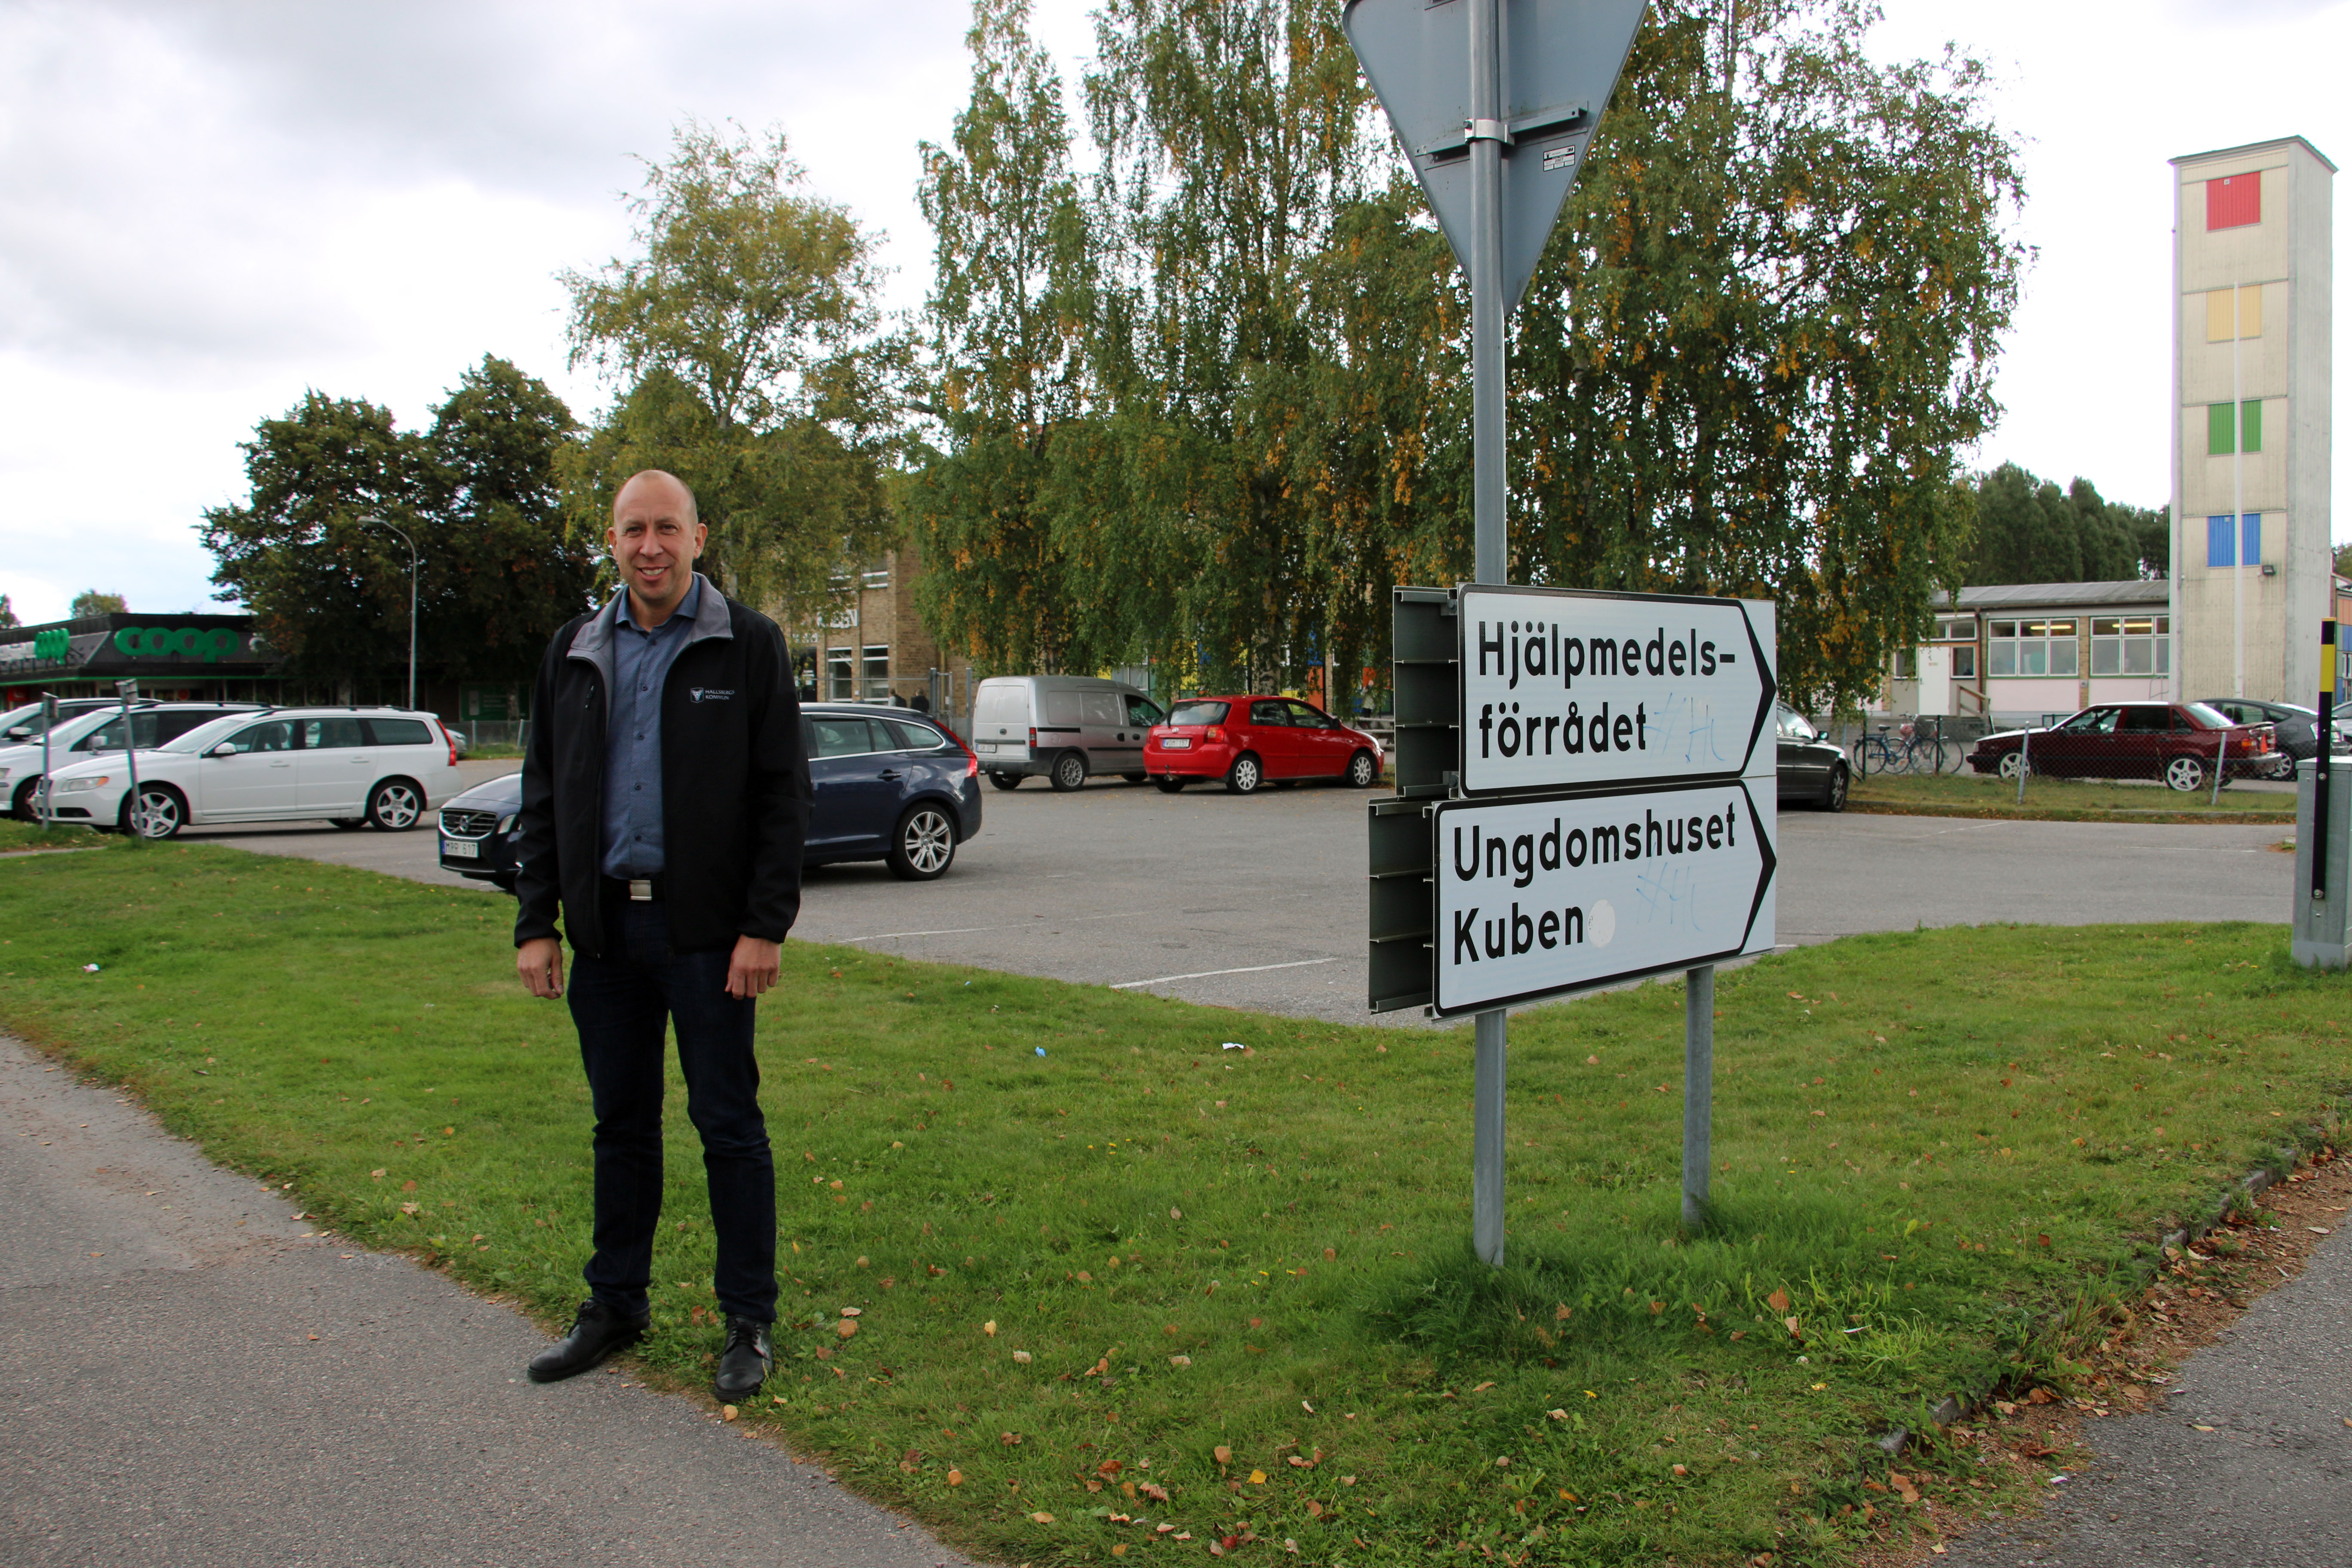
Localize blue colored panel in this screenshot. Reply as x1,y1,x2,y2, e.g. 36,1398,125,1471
2208,514,2236,568
2242,513,2261,567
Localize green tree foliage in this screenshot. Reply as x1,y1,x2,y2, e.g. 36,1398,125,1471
1513,0,2024,711
70,591,127,616
907,0,1096,676
1960,463,2164,585
561,123,899,616
201,358,596,681
0,595,18,628
912,0,2023,715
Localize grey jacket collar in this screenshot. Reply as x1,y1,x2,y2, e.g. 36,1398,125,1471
565,573,733,714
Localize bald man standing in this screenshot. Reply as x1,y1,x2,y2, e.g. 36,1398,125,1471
511,470,810,1400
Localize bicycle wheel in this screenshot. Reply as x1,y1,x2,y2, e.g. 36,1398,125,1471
1883,732,1912,775
1911,737,1945,775
1850,740,1871,778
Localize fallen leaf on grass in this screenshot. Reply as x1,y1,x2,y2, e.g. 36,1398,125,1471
1248,1470,1268,1485
983,1319,996,1336
398,1202,420,1215
1030,1511,1055,1524
1169,1354,1191,1368
721,1405,737,1421
946,1469,963,1486
1013,1350,1032,1364
1766,1289,1791,1313
836,1320,858,1339
1213,1445,1231,1465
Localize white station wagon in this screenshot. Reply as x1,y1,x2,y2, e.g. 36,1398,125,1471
39,706,465,839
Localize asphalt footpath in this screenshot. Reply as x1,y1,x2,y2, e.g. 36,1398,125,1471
0,1031,973,1568
1936,1225,2351,1568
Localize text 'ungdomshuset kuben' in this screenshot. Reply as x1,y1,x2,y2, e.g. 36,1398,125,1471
1471,617,1741,761
1447,797,1747,965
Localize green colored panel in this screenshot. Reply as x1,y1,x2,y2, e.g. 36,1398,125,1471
2242,398,2262,454
2208,402,2236,455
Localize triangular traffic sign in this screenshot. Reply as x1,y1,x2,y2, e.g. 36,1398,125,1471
1344,0,1649,312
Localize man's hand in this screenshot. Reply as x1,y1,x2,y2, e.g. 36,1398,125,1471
727,935,782,999
518,937,565,999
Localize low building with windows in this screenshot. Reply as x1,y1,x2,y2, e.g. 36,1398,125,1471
0,611,285,707
772,543,974,725
1878,580,2173,726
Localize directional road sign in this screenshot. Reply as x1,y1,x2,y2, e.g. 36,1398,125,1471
1431,780,1776,1017
1343,0,1649,312
1457,585,1777,796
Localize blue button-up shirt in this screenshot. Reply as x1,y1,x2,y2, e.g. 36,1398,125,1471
599,577,702,879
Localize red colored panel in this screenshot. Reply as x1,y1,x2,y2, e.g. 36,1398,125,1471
2207,173,2261,230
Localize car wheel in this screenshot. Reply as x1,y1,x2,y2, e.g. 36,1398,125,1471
366,778,425,830
1821,763,1850,813
121,783,186,840
329,817,367,830
1225,753,1263,795
1049,751,1087,793
9,779,38,821
1345,749,1379,788
989,771,1023,791
1997,750,2032,780
2163,755,2209,793
887,804,957,880
1154,776,1186,794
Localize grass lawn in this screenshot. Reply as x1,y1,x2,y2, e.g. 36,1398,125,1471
0,819,111,852
1850,770,2295,825
3,843,2348,1566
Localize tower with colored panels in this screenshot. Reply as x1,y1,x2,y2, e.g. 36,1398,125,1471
2169,136,2334,707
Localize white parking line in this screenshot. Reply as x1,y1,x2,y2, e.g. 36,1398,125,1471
1110,957,1341,990
839,926,993,942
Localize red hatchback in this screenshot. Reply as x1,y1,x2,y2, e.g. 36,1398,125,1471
1145,696,1384,794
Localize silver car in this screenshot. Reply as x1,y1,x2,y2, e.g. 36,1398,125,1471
968,675,1166,792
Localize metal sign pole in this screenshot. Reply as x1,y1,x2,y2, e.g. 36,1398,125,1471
1465,0,1510,1268
2315,621,2335,903
117,680,142,844
1681,964,1714,1225
38,692,55,833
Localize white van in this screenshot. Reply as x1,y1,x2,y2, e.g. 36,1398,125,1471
969,675,1165,792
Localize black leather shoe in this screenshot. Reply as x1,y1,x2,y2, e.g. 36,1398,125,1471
713,1315,773,1400
527,1298,649,1383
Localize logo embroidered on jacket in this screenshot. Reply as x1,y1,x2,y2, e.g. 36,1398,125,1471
689,688,735,703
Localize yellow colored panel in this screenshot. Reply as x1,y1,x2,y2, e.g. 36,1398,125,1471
2205,285,2261,341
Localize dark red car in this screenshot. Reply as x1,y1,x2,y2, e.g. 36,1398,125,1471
1145,696,1384,794
1964,701,2281,792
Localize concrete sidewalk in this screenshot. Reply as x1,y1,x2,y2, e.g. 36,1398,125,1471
0,1032,973,1568
1937,1215,2351,1567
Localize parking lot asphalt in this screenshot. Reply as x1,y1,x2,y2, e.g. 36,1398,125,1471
169,766,2297,1027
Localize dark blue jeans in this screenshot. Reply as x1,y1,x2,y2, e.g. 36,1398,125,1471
566,897,776,1323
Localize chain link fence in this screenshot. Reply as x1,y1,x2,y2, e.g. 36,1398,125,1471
1827,706,2290,808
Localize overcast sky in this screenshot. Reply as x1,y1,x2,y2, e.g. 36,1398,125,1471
3,0,2346,624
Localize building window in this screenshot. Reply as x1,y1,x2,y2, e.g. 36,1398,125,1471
2090,616,2170,677
2205,285,2263,341
2207,400,2263,455
1951,645,1977,680
861,644,890,701
861,561,891,590
2206,172,2261,231
1930,615,1977,643
1987,619,2078,677
1891,647,1917,680
2207,514,2261,567
827,647,854,700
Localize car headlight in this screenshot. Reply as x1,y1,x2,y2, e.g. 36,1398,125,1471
61,776,109,793
496,813,516,834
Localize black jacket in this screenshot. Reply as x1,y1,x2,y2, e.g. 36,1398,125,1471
512,577,811,959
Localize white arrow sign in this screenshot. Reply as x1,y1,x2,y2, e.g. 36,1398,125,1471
1458,585,1776,796
1343,0,1649,312
1432,781,1776,1017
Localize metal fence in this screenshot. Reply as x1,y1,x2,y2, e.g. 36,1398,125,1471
1826,711,2288,806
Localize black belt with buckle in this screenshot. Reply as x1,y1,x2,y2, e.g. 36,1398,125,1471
604,874,667,903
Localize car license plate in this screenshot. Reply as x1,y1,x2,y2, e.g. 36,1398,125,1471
976,741,997,752
442,838,479,859
1163,738,1192,749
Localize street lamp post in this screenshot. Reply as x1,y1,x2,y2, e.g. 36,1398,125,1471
371,519,419,711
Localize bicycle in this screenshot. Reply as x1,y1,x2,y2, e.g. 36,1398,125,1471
1852,723,1912,776
1907,717,1949,775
